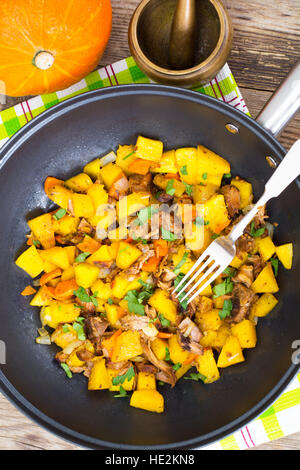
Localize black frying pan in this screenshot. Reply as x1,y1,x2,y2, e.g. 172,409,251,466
0,63,299,450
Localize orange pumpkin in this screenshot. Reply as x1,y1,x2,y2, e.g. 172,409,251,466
0,0,112,97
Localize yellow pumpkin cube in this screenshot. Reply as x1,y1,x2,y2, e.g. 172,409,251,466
116,145,136,174
91,279,112,300
53,215,80,236
137,372,157,390
196,309,222,332
87,245,113,264
230,252,248,269
231,320,257,348
41,247,70,270
231,178,253,209
41,302,79,329
88,358,110,390
130,390,164,413
151,338,168,361
250,293,278,318
28,213,55,249
217,336,245,368
65,173,93,193
276,243,293,270
61,266,75,282
100,163,124,190
204,194,231,234
172,246,194,275
200,330,218,348
112,331,143,362
117,192,151,221
116,242,142,270
196,348,220,383
105,303,125,327
47,184,73,210
192,183,219,204
51,325,77,349
15,245,44,278
175,147,198,185
30,285,53,307
87,184,109,211
152,150,177,174
111,272,148,299
153,174,186,197
74,263,100,289
175,363,192,380
148,289,178,324
257,236,276,261
72,193,94,218
210,324,231,350
83,158,101,180
135,136,163,162
197,145,231,185
168,335,190,364
251,263,279,293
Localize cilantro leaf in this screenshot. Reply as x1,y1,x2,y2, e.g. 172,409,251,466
159,313,171,328
250,222,266,238
112,366,135,386
271,258,279,277
172,363,181,371
194,216,204,228
202,173,208,181
124,290,145,316
114,385,128,398
136,206,159,226
107,298,114,305
74,286,98,307
165,347,170,362
161,228,177,242
174,251,189,274
73,321,86,341
180,166,188,175
53,208,67,221
184,373,206,382
219,299,233,320
61,363,72,379
62,324,70,333
166,179,176,196
183,182,193,197
75,252,90,263
213,278,234,298
123,150,136,161
32,240,41,248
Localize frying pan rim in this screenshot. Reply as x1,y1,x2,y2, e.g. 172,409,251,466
0,84,298,450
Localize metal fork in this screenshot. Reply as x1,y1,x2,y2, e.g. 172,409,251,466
173,140,300,305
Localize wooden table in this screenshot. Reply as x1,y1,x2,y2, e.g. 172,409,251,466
0,0,299,451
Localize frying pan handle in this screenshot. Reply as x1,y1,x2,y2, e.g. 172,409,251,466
256,61,300,136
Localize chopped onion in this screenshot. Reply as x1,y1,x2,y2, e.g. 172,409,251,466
36,335,51,345
100,151,117,167
265,222,274,239
63,340,83,355
38,327,49,337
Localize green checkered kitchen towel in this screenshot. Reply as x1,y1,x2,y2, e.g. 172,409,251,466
0,57,299,449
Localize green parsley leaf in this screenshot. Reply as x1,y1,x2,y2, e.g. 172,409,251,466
159,313,171,328
114,385,128,398
112,366,135,386
184,372,207,382
202,173,208,180
166,179,176,196
165,347,170,362
219,299,233,320
32,240,41,247
180,165,188,175
223,267,236,278
204,220,210,226
123,150,136,161
74,286,98,307
250,222,266,238
61,363,72,379
73,321,86,341
271,258,279,277
124,290,145,316
212,233,219,240
183,182,193,197
53,208,67,221
158,381,165,386
213,278,234,298
62,324,70,333
172,363,181,371
194,216,204,227
224,173,232,179
75,252,90,263
107,298,114,305
161,228,177,242
136,206,159,226
174,251,189,274
174,274,189,311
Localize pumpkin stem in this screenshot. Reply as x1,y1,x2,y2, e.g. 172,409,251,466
33,51,54,70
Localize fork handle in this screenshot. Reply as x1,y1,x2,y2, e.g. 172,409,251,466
230,139,300,242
